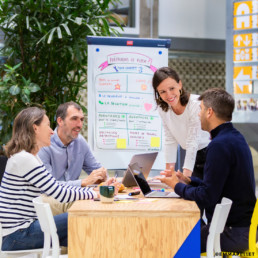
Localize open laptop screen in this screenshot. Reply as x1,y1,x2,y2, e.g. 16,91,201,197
122,152,158,187
128,163,152,195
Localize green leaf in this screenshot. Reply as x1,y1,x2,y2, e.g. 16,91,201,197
8,14,18,24
101,18,110,35
23,88,30,95
2,76,10,83
22,76,30,86
21,93,30,104
4,64,13,70
26,16,30,29
12,63,22,70
81,105,87,115
75,17,83,25
0,86,7,92
9,85,20,95
102,0,110,10
28,83,40,92
86,24,96,35
32,17,42,32
57,26,62,39
0,0,121,146
61,23,71,36
36,34,48,45
47,27,57,44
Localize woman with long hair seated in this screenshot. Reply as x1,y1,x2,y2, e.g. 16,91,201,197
0,107,116,251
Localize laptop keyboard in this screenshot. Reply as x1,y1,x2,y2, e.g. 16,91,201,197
147,191,170,197
147,191,180,198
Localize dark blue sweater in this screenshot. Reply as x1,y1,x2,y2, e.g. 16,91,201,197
175,122,256,227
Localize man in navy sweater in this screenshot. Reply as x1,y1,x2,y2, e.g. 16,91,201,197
158,88,257,252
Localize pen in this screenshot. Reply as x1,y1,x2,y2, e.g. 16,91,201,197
152,188,165,192
128,191,140,196
111,172,117,183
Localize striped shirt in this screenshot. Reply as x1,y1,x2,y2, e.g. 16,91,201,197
0,150,97,237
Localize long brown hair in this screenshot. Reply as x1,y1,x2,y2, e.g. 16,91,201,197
5,107,46,157
152,67,190,112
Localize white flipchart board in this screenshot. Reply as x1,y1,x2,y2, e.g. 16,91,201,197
87,36,171,169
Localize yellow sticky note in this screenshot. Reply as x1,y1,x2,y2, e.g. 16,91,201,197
116,139,126,149
150,137,160,147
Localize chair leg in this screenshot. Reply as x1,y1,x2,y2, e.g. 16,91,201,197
207,234,215,258
42,232,51,258
214,234,221,255
51,233,60,258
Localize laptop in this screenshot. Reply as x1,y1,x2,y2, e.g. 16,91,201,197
128,163,180,198
122,152,158,187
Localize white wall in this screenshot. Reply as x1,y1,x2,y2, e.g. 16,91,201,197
158,0,226,40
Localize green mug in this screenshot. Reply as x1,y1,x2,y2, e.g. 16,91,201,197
99,185,115,203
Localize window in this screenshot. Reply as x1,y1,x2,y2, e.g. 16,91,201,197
109,0,140,35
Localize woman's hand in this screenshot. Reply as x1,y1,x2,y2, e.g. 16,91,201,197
105,177,121,195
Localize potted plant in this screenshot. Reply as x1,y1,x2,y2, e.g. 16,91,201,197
0,0,123,151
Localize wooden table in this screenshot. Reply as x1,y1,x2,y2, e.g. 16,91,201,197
68,195,199,258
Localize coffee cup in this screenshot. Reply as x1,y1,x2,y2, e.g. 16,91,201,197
99,185,115,203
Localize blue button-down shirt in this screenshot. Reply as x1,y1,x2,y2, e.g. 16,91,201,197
38,129,101,187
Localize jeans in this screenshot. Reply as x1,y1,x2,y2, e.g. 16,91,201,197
201,222,251,253
2,212,68,251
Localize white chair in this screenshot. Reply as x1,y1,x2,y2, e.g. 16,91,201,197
0,222,43,258
33,196,67,258
206,197,233,258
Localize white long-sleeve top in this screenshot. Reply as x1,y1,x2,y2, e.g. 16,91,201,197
158,94,210,171
0,150,97,237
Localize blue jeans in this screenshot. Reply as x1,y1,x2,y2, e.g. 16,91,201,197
2,213,68,251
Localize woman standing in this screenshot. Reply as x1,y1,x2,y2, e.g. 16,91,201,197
0,107,115,251
152,67,210,179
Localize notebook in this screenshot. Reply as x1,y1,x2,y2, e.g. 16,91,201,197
121,152,158,187
128,163,180,198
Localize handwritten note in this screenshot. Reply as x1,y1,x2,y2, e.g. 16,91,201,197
92,49,165,151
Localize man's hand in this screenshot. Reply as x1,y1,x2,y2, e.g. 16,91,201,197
160,165,176,177
176,171,191,185
81,167,107,187
156,166,191,189
183,168,192,177
156,166,179,189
